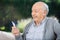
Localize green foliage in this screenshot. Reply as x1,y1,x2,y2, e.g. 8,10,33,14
0,26,5,31
17,18,32,33
0,0,60,32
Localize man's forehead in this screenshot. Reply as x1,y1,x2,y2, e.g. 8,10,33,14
33,2,45,7
32,2,44,10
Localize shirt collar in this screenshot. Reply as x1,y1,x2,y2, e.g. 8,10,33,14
32,17,47,26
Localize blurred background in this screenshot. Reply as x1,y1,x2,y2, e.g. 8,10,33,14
0,0,60,33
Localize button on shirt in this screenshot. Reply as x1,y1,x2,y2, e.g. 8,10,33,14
26,18,47,40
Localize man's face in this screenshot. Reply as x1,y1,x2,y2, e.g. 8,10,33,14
31,3,46,22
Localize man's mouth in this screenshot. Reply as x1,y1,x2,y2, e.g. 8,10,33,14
33,16,37,19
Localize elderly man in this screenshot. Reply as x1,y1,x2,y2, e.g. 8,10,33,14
12,1,60,40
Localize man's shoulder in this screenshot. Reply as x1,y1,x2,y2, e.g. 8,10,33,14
24,21,33,30
25,21,33,27
46,17,58,22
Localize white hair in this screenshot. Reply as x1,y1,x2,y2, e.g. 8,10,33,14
43,2,49,15
35,1,49,15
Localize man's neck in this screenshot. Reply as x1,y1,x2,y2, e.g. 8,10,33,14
34,20,41,26
34,17,46,26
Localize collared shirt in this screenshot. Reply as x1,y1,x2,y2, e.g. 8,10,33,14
26,17,47,40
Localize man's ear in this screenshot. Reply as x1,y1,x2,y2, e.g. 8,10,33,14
43,10,47,16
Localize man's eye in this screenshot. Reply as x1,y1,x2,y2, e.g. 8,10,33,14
35,10,38,13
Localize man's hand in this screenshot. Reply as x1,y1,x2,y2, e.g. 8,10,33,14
12,26,20,36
